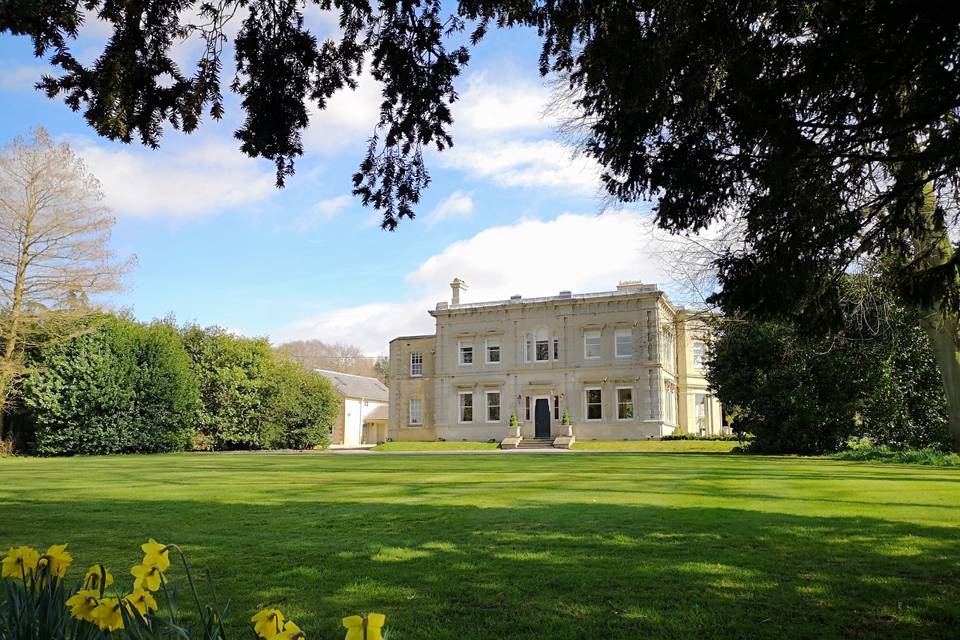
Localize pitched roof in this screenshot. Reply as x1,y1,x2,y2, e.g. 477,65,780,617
365,405,389,421
314,369,389,401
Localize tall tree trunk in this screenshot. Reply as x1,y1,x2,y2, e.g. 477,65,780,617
0,182,33,427
912,184,960,451
920,310,960,451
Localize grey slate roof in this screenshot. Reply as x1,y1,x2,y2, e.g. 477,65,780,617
314,369,389,402
365,405,389,421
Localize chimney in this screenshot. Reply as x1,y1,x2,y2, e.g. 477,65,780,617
450,278,468,305
617,280,645,292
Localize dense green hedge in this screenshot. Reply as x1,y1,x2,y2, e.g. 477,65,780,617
662,434,742,442
22,316,199,455
709,275,950,455
10,315,339,455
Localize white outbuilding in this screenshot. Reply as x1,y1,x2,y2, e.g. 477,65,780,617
314,369,389,447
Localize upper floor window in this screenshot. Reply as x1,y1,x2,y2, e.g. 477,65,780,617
585,387,603,421
662,329,674,366
409,398,422,425
584,330,602,359
486,339,501,364
409,352,423,377
553,339,559,360
459,342,473,366
535,328,550,362
615,329,633,358
459,392,473,423
692,341,706,368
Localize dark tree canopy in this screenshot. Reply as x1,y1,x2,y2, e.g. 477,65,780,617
4,2,960,443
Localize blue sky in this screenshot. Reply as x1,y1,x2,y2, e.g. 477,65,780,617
0,8,674,354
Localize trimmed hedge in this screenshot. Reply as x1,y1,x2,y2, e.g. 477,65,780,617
13,316,339,455
22,316,199,455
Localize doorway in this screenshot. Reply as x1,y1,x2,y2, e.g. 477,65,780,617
534,398,551,438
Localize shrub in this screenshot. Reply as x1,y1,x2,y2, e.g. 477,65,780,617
834,439,960,467
709,274,950,454
21,316,200,456
261,359,338,450
662,434,742,442
180,325,274,450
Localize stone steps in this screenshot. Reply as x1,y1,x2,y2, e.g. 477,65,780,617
515,438,556,449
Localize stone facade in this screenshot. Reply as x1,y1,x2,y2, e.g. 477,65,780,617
388,281,724,443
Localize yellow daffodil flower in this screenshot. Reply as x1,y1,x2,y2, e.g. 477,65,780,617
131,562,164,592
343,613,385,640
125,589,158,617
274,620,305,640
37,544,72,578
91,597,124,632
140,539,170,572
65,589,101,622
1,546,39,579
251,608,285,639
82,564,114,591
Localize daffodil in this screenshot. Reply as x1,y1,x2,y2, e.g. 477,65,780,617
343,613,385,640
124,589,158,617
274,620,305,640
131,562,164,592
66,589,101,623
1,546,39,579
91,597,124,632
82,564,113,592
140,539,170,572
37,544,72,578
251,608,285,639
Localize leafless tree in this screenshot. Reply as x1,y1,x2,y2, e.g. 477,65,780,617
274,339,383,380
0,128,132,418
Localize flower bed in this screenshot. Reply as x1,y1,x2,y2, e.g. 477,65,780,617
1,541,385,639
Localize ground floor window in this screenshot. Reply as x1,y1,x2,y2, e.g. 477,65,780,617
694,393,709,434
664,382,677,425
486,391,501,422
617,387,634,420
409,398,422,425
553,395,560,420
459,392,473,423
525,395,531,421
585,388,602,421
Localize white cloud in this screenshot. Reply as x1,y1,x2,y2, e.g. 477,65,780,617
453,73,553,135
303,72,382,152
441,139,602,195
72,137,275,218
294,194,354,229
270,208,669,353
424,191,473,226
0,64,53,92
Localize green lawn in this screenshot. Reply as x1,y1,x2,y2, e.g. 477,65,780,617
371,441,500,451
572,439,738,452
1,453,958,639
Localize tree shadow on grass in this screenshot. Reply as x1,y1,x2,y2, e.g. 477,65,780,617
2,497,959,640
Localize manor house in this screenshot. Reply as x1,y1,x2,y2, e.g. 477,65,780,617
388,279,724,446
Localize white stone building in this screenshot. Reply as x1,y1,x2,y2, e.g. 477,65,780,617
388,279,723,445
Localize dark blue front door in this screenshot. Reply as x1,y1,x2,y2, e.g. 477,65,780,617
534,398,551,438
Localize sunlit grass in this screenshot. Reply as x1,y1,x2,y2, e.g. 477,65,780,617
1,453,958,639
572,440,738,452
372,441,499,451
